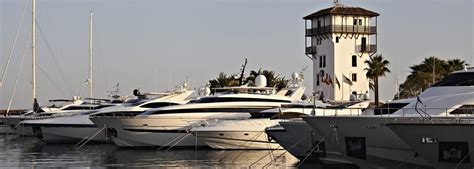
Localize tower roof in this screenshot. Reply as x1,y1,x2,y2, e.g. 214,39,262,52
303,6,379,19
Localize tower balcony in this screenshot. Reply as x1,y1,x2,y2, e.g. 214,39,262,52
356,44,377,53
306,25,377,36
305,46,317,55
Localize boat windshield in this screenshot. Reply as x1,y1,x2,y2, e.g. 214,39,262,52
432,72,474,87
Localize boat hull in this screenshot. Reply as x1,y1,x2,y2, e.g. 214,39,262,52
303,116,433,168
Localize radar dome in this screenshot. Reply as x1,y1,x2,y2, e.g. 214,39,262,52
292,72,299,79
255,75,267,87
204,86,211,96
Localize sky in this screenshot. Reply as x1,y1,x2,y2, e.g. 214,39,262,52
1,0,473,109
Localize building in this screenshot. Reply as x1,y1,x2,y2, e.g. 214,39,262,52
304,2,379,101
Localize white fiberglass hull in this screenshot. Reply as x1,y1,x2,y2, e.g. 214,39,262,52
90,116,218,148
38,126,105,143
192,119,282,150
303,116,433,169
21,114,106,143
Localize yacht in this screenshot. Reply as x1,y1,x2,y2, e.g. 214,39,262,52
2,98,88,136
189,74,312,150
387,117,474,169
265,101,370,164
90,75,306,148
190,101,332,150
303,68,474,168
20,88,194,143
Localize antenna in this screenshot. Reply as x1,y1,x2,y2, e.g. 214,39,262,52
238,58,248,85
89,11,93,98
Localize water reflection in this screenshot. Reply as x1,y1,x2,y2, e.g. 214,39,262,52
1,134,357,168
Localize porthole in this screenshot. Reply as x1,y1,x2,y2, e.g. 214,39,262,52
244,133,249,136
219,133,224,136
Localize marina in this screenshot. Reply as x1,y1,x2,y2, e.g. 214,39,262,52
1,0,473,168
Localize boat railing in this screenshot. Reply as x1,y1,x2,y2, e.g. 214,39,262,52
309,107,474,118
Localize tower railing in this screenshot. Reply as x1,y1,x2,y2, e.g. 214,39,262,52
306,25,377,36
356,44,377,53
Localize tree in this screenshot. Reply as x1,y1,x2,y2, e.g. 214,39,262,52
396,57,467,99
364,54,391,107
245,69,289,90
208,72,239,89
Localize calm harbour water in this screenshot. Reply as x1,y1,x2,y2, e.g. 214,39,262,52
0,134,342,168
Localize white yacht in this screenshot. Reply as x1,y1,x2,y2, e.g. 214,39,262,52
189,74,312,150
190,101,331,150
2,98,88,136
20,88,194,143
303,68,474,168
387,117,474,169
90,75,306,148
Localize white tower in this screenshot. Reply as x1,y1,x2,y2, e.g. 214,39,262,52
304,3,379,101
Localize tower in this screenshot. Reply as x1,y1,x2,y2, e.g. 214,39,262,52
304,3,379,101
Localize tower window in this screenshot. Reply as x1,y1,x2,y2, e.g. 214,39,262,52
336,37,339,43
316,74,320,86
359,19,362,25
323,55,326,67
352,73,357,82
353,19,357,25
352,55,357,67
319,56,323,68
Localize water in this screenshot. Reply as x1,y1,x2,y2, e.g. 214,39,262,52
0,134,342,168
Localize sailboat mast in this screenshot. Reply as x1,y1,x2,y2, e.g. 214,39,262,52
32,0,36,105
89,11,93,98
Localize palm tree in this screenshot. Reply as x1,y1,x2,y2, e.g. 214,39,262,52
364,54,391,107
208,72,238,89
397,57,467,99
245,69,289,90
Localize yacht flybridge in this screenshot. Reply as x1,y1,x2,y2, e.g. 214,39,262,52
303,68,474,168
90,75,307,148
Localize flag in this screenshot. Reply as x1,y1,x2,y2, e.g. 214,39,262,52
343,74,353,86
327,74,333,87
335,76,341,89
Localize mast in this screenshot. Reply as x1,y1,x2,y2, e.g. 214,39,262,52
32,0,36,106
89,11,93,98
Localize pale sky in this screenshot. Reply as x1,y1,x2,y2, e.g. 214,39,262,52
1,0,473,109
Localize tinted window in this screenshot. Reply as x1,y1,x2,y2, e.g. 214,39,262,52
63,106,95,110
374,103,409,115
144,107,271,115
450,105,474,114
433,72,474,87
140,102,180,108
193,97,290,103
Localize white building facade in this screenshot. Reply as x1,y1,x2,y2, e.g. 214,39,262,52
304,4,379,101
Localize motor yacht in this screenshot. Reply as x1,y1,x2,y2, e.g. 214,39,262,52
90,75,306,148
20,87,194,143
303,68,474,168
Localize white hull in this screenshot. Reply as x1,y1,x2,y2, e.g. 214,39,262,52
303,116,433,168
192,119,282,150
37,126,106,143
196,131,281,150
90,117,210,148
